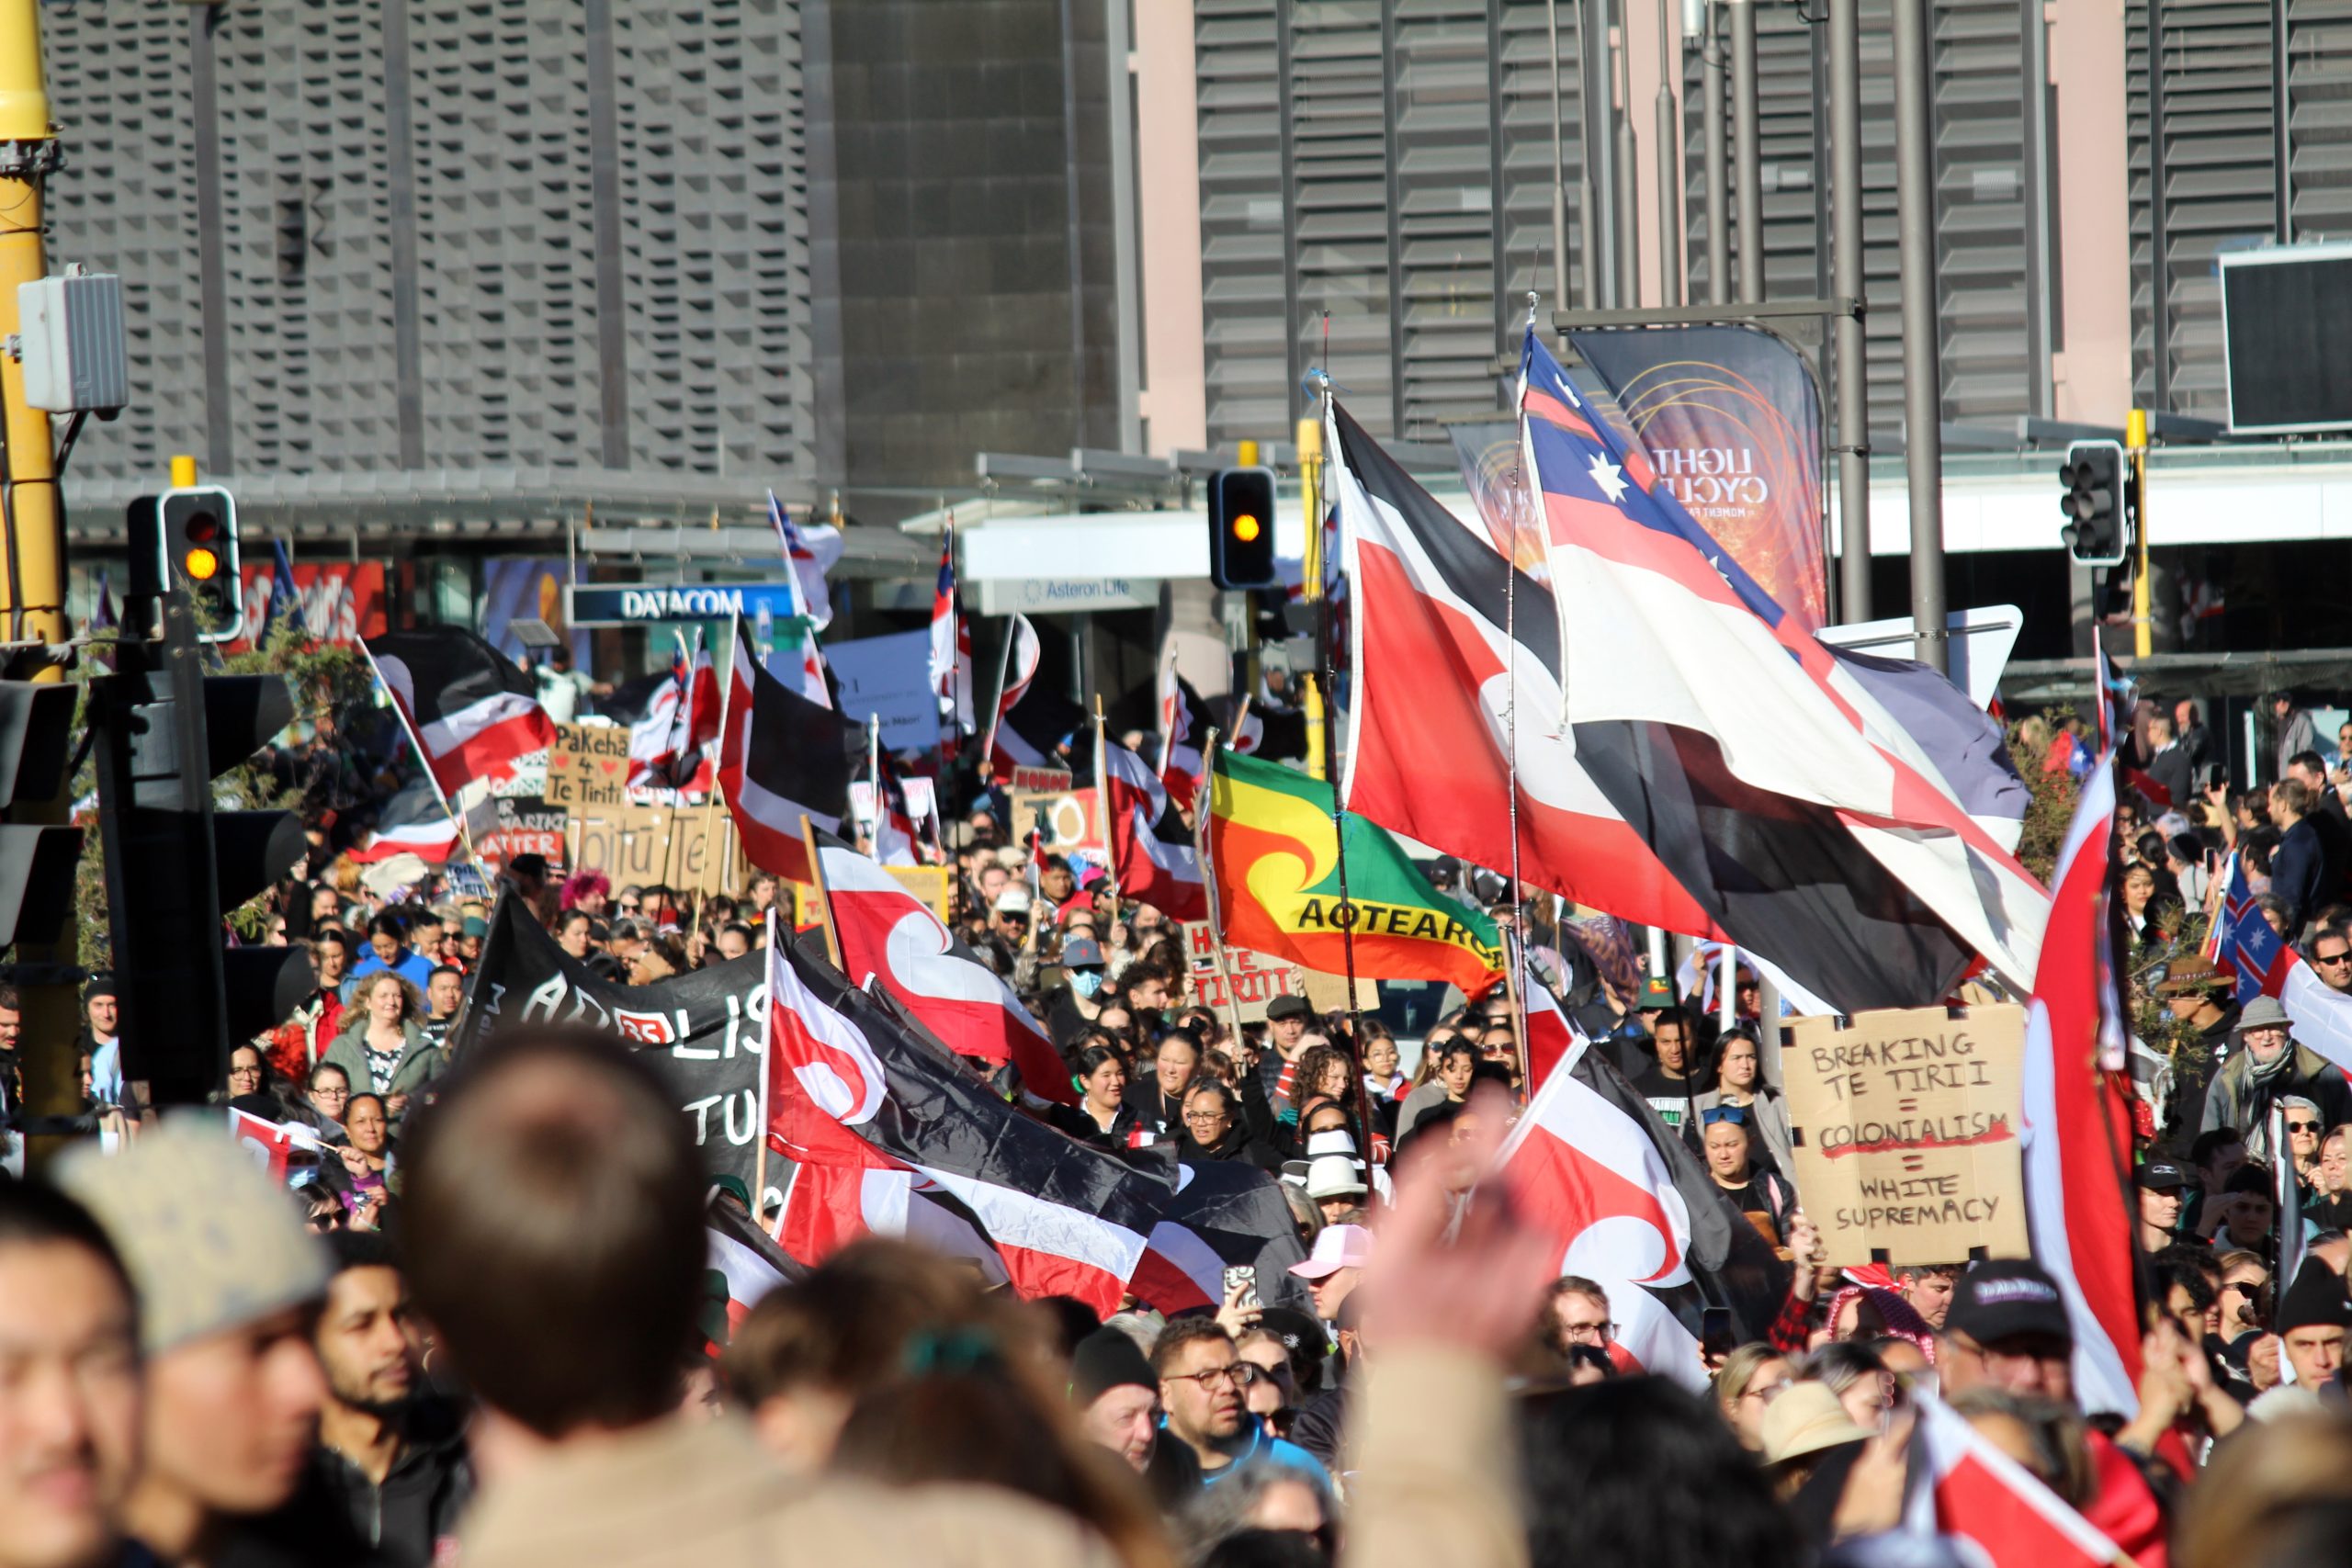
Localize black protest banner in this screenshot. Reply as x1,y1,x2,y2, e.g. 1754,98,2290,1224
451,897,783,1210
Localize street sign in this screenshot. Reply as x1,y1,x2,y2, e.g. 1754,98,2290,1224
567,581,806,627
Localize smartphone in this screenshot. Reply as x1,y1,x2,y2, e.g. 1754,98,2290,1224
1700,1306,1736,1359
1223,1264,1261,1312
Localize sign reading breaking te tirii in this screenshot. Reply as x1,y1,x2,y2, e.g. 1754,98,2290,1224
1780,1003,2029,1268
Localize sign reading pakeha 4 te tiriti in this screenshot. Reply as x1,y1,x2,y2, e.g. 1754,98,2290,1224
1780,1003,2029,1268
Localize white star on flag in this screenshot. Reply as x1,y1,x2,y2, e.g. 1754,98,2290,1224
1587,454,1630,504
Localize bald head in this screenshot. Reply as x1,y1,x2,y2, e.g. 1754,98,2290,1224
403,1029,705,1437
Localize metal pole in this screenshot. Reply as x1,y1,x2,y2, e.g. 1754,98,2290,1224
1614,21,1642,304
1830,0,1871,621
1547,0,1575,306
1571,0,1604,307
1702,2,1729,305
2272,0,2291,244
1892,0,1946,671
1656,0,1684,307
0,0,79,1152
2146,0,2170,412
1728,0,1764,302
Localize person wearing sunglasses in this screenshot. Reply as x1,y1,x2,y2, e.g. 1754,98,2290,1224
1148,1316,1329,1490
2280,1094,2325,1200
2306,925,2352,996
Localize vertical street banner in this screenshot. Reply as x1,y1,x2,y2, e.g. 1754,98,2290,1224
1568,325,1829,632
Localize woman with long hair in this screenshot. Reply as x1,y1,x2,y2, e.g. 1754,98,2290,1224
322,970,445,1123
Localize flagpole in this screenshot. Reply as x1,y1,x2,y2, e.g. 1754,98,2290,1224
1506,296,1532,921
1092,701,1117,930
1310,373,1363,1043
937,511,959,831
655,629,698,932
982,615,1017,778
355,637,489,875
1502,925,1532,1097
798,813,844,970
1195,731,1250,1049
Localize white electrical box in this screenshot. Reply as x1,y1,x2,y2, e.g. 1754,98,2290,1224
17,268,129,415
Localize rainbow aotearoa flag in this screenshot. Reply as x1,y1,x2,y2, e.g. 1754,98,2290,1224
1205,749,1501,991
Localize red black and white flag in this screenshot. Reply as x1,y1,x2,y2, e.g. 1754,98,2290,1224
1905,1391,2126,1567
363,627,555,796
345,778,465,864
2018,759,2143,1416
810,831,1077,1104
705,1197,804,1336
1513,332,2047,1000
764,931,1164,1313
1520,952,1584,1093
986,615,1087,781
1100,738,1208,922
629,628,721,795
1497,1036,1785,1391
717,618,862,884
1156,649,1211,810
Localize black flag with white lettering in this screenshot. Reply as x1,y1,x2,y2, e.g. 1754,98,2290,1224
450,896,780,1205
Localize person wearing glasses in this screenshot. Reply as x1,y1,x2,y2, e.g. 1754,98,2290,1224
1148,1316,1329,1489
2201,995,2352,1164
2306,925,2352,996
1176,1080,1282,1172
2309,1125,2352,1230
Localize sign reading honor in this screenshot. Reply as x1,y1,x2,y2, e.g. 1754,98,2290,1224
1781,1004,2030,1266
450,897,781,1209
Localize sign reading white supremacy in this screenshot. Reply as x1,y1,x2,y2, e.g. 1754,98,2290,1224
450,897,782,1210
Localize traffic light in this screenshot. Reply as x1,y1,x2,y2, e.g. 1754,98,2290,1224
90,596,311,1103
0,683,84,951
2058,440,2130,567
130,485,244,642
1208,466,1279,590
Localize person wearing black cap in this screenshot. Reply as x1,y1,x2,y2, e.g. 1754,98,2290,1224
2247,1259,2352,1423
2135,1159,2190,1255
1069,1325,1198,1505
1257,995,1315,1113
1938,1258,2192,1561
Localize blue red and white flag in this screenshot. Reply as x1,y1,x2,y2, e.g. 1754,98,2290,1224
2017,758,2143,1416
2211,852,2352,1075
1516,329,2046,996
767,489,842,632
628,628,719,794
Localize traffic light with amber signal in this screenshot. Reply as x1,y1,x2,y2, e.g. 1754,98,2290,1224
2058,440,2131,567
135,486,245,642
1208,466,1279,590
89,597,311,1105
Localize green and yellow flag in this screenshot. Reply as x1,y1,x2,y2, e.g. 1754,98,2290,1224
1204,749,1502,991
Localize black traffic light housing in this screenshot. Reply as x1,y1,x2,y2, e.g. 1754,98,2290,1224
130,485,244,643
90,593,311,1104
2058,440,2131,567
0,682,85,952
1208,466,1279,590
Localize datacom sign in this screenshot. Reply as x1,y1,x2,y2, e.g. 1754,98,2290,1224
567,581,802,626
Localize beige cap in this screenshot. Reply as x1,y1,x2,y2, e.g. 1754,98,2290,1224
1759,1381,1872,1466
56,1114,332,1355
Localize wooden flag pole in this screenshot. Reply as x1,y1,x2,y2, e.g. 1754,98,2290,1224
798,813,843,969
1194,731,1249,1049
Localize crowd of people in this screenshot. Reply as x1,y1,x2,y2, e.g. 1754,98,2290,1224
14,678,2352,1567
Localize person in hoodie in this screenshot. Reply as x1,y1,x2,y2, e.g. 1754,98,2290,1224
1177,1080,1283,1173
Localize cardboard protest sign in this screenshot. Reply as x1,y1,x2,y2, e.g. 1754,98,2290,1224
479,796,569,872
449,897,785,1212
567,805,748,891
1012,786,1105,859
1781,1004,2029,1267
544,722,632,808
1183,921,1309,1022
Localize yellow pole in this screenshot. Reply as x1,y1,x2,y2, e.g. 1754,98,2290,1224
1295,415,1327,781
0,0,80,1148
2127,408,2152,659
